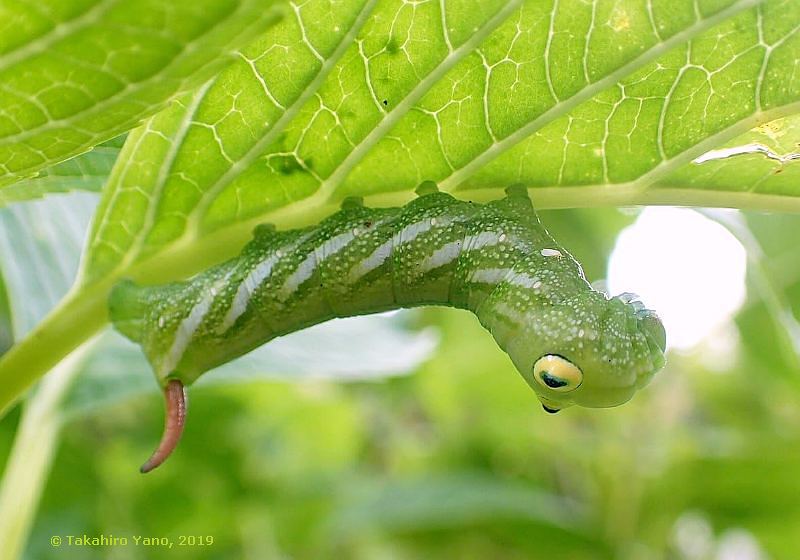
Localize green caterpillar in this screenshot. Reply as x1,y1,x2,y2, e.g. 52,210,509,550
110,184,666,472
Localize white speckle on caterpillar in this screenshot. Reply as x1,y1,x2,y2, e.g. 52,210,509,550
158,316,165,329
541,248,562,257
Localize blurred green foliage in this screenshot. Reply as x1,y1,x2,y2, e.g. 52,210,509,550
2,207,800,559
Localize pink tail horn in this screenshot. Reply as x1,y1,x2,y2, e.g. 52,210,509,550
140,380,187,474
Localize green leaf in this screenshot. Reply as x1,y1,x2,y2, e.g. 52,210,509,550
0,136,123,207
81,0,394,282
0,0,284,185
456,0,800,207
81,0,800,289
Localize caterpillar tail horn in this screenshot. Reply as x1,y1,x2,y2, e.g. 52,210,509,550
140,380,187,474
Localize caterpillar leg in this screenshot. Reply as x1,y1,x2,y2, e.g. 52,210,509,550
140,380,187,473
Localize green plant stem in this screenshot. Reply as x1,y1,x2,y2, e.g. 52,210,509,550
0,286,108,417
0,342,93,559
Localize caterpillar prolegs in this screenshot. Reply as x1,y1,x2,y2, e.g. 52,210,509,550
110,184,666,472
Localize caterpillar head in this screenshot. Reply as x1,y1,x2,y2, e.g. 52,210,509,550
504,291,666,413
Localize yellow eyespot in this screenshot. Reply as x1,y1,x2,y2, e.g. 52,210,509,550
533,355,583,393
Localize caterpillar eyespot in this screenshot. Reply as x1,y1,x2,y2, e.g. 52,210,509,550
533,355,583,393
109,184,666,472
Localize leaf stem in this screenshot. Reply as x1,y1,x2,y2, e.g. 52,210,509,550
0,286,108,417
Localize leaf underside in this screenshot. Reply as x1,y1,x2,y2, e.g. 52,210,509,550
0,0,284,184
82,0,800,288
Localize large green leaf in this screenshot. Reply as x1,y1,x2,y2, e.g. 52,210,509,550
2,0,800,413
81,0,800,287
0,0,284,185
457,0,800,203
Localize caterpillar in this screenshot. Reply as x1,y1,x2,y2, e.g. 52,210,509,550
110,184,666,472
